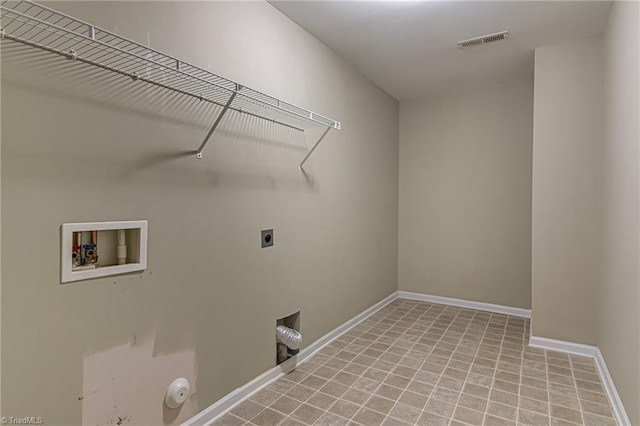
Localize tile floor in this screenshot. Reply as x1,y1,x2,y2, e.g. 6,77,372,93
213,299,618,426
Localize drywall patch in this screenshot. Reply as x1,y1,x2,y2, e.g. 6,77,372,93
82,332,197,425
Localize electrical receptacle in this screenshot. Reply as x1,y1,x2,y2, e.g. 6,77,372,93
261,229,273,248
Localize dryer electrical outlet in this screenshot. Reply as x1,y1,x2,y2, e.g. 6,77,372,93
261,229,274,248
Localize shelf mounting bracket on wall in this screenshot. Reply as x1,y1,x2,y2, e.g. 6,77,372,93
299,127,331,170
196,85,239,159
0,0,341,169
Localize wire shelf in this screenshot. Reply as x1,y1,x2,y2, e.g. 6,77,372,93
0,0,340,166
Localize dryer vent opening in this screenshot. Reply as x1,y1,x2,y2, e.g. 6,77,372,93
276,311,301,365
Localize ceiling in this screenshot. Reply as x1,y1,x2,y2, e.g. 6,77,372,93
270,1,612,100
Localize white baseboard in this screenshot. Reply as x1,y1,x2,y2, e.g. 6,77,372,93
528,336,630,426
182,291,399,426
528,336,597,357
398,291,531,318
594,348,632,426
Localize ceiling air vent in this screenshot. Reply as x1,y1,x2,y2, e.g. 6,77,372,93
457,31,509,49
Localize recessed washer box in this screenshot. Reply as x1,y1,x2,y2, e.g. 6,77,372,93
61,220,148,283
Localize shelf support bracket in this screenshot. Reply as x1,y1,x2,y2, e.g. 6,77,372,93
300,127,331,170
196,89,238,159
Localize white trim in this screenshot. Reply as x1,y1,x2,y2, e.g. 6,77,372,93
528,336,631,426
397,291,531,318
594,348,632,426
182,292,399,426
528,336,597,357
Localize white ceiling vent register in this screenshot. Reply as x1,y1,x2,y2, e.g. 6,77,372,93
457,31,510,49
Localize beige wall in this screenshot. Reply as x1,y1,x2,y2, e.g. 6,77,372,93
599,1,640,422
0,2,399,424
531,38,602,345
398,83,533,309
0,32,3,417
532,4,640,419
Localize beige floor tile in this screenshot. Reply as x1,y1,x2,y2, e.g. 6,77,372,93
494,379,519,394
491,389,519,407
341,388,370,405
398,390,428,410
343,363,367,376
364,395,396,415
519,396,550,415
549,382,578,398
222,301,617,426
438,376,465,392
549,392,581,411
417,411,450,426
578,389,611,406
550,404,583,424
251,408,287,426
268,380,296,395
231,400,266,421
306,392,337,411
466,373,493,388
458,392,488,412
550,417,582,426
250,389,282,407
290,404,324,425
300,375,328,391
384,374,411,389
315,412,349,426
573,370,601,383
388,402,422,423
352,377,380,393
453,406,485,425
576,379,604,393
319,381,349,398
328,399,361,419
431,386,460,404
213,413,246,426
374,384,404,401
314,366,340,380
484,414,516,426
363,368,389,382
521,376,548,391
270,396,303,415
518,409,550,426
583,413,617,426
286,385,316,402
352,408,386,426
580,400,614,418
280,417,307,426
487,401,517,421
424,397,455,417
463,382,491,399
520,384,550,402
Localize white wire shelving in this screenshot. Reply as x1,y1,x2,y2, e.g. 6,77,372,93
0,0,341,168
